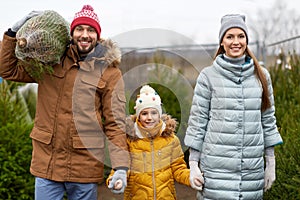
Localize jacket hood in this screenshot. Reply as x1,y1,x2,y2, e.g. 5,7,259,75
126,114,178,140
68,38,121,69
99,38,121,66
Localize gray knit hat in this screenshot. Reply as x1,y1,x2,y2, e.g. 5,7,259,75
219,14,248,44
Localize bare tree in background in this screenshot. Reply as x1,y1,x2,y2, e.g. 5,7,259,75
247,0,300,60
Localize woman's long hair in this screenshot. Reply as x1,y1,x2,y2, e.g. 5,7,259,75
214,46,271,111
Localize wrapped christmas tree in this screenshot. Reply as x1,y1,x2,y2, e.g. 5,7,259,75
16,10,70,80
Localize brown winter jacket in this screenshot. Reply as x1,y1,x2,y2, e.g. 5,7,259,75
107,114,190,200
0,33,129,183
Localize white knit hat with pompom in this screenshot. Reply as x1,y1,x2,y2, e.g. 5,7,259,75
134,85,162,117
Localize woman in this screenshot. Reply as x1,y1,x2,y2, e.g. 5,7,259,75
107,85,199,199
184,14,283,200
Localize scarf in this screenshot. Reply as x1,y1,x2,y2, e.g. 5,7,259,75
134,119,165,139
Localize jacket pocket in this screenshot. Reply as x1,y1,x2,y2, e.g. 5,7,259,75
29,127,53,174
72,135,105,164
72,135,105,149
30,126,53,144
81,75,106,89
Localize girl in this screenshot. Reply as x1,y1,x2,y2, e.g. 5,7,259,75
108,85,201,199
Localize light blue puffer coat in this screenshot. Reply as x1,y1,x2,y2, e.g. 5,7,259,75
184,55,283,200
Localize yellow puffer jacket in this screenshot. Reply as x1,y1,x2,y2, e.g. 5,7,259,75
108,114,190,200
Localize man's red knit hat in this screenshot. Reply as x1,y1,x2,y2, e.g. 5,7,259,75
70,5,101,39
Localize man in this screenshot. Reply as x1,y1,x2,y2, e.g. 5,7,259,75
0,5,129,200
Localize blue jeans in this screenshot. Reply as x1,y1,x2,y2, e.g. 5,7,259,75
35,177,98,200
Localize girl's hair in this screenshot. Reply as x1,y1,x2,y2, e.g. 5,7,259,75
214,46,271,111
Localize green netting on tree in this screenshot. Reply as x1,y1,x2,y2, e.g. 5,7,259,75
15,10,70,80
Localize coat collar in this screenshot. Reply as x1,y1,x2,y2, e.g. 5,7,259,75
213,54,254,83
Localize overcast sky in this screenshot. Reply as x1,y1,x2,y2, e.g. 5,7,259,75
1,0,299,47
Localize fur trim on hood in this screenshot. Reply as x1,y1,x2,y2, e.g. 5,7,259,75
126,114,178,141
99,38,121,66
70,38,121,70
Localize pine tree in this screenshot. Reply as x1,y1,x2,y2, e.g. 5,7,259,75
264,51,300,199
0,80,34,199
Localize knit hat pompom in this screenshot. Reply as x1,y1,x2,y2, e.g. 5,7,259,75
140,85,156,94
70,4,101,39
219,14,248,44
134,85,162,117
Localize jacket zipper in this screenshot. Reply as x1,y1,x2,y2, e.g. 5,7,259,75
151,139,156,200
50,74,68,179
